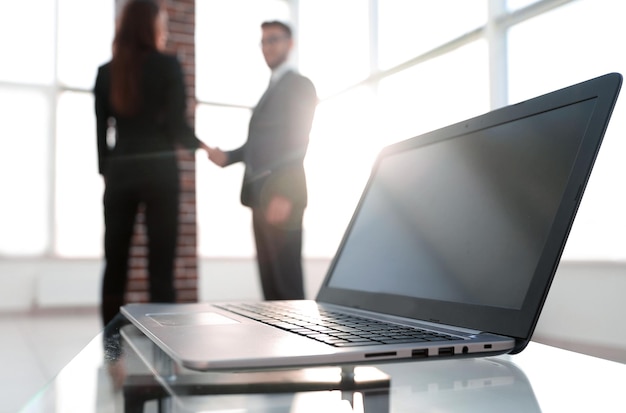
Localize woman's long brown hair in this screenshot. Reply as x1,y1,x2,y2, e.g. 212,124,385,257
110,0,161,116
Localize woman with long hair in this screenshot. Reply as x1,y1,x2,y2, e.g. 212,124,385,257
94,0,208,327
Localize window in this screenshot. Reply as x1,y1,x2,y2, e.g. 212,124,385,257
298,4,489,258
57,0,115,90
0,0,56,256
2,0,624,262
195,105,254,258
195,0,289,106
55,92,104,257
304,87,378,257
54,0,114,257
298,0,370,98
0,0,56,85
377,0,486,70
0,0,113,257
377,40,489,140
0,89,50,255
507,0,626,260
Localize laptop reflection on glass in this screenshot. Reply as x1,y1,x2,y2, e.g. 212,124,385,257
122,72,622,372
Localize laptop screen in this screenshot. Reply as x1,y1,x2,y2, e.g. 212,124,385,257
325,98,597,311
317,73,621,351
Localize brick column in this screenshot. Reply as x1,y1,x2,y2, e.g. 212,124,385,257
116,0,198,304
165,0,198,303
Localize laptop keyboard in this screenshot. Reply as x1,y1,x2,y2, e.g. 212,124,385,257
217,302,459,347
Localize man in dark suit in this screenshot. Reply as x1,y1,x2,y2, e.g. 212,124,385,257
208,21,318,300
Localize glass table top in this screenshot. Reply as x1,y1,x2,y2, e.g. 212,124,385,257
18,314,626,412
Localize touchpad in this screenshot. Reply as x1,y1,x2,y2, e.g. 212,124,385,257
148,312,240,326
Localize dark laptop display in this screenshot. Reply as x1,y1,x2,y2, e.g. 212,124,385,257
327,100,595,306
318,74,621,353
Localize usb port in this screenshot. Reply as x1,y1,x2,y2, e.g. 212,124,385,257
411,349,428,358
438,346,455,356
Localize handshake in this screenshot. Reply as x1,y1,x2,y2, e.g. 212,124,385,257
198,143,293,225
200,144,228,167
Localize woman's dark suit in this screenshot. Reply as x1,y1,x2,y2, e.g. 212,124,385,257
225,70,317,300
94,51,201,326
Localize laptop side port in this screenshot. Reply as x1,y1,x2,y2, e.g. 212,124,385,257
438,346,455,356
411,349,428,358
364,351,397,359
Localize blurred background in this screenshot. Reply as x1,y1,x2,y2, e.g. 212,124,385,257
1,0,625,377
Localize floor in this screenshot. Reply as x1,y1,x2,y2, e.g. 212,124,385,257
0,308,101,413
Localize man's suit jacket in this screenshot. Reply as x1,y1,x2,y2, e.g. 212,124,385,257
226,70,318,212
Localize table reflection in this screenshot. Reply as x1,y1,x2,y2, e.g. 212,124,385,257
19,313,550,413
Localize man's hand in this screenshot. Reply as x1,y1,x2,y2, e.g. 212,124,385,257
265,195,293,225
207,146,228,167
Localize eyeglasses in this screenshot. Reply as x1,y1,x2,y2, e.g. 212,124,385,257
260,36,289,47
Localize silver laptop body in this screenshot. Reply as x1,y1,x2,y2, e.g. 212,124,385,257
122,72,622,371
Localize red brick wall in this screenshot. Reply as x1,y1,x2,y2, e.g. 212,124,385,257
116,0,198,304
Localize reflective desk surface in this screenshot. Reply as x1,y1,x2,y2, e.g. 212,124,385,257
19,315,626,413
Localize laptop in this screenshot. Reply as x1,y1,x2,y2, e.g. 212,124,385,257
120,322,538,412
122,72,622,372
